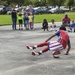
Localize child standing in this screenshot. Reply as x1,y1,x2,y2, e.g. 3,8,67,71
25,13,29,30
50,19,57,31
26,26,71,58
28,12,33,30
42,19,48,31
18,12,23,30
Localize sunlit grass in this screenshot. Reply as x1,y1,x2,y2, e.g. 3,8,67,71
0,13,75,26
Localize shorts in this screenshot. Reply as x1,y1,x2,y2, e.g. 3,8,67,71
30,22,33,26
19,20,23,24
48,41,64,51
25,20,29,24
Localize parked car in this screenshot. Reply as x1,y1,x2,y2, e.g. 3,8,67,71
0,5,5,14
48,7,65,14
34,7,48,14
60,6,69,11
0,7,7,14
14,7,22,12
6,7,13,15
0,5,5,11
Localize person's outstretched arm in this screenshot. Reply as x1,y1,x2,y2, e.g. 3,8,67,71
65,39,71,55
45,34,56,42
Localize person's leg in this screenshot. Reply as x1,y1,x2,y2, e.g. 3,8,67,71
32,47,48,56
21,23,23,30
12,18,14,29
70,28,72,32
44,28,45,31
50,26,53,31
30,22,33,30
19,24,20,30
47,26,48,31
24,18,26,28
53,25,57,31
13,18,16,29
25,20,27,30
74,28,75,32
21,20,23,30
26,42,48,50
40,47,48,53
37,42,48,47
32,41,64,56
32,16,34,29
14,18,17,30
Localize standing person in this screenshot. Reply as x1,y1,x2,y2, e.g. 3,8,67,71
11,9,17,30
25,12,29,30
28,12,33,30
62,14,71,27
42,19,48,31
26,26,71,58
28,5,35,28
18,12,23,30
50,19,57,31
22,7,27,29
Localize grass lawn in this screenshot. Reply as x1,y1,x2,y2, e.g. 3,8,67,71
0,13,75,26
0,15,12,26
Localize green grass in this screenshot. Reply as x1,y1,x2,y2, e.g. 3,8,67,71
34,14,75,23
0,15,12,26
0,14,75,26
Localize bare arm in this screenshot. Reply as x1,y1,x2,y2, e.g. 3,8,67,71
45,34,56,42
65,43,71,55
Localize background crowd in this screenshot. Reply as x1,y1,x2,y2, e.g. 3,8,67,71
11,5,35,30
11,5,75,32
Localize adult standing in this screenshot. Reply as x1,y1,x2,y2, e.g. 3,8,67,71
11,9,17,30
22,7,27,28
28,5,35,28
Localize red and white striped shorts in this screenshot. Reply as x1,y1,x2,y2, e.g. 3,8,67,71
48,41,64,51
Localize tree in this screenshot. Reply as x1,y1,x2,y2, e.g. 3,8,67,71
48,0,65,7
24,0,34,6
65,0,74,10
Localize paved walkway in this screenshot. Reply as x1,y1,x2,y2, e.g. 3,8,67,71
0,22,62,30
0,22,75,75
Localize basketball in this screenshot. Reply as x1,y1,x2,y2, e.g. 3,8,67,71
52,51,60,58
53,54,60,58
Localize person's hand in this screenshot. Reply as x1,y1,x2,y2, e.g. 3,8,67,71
45,41,47,42
64,53,69,55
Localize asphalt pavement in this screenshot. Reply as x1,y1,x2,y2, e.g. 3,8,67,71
0,22,75,75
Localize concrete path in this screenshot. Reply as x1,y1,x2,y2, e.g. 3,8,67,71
0,22,75,75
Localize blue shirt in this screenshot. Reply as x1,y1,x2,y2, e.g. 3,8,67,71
28,9,35,16
70,23,75,28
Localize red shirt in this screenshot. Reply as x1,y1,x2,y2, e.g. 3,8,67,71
62,17,70,24
56,30,69,49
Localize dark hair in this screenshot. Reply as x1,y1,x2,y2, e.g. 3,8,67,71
59,26,66,31
18,13,22,16
43,19,47,23
51,19,54,22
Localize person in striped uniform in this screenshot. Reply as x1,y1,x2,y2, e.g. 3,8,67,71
26,26,71,57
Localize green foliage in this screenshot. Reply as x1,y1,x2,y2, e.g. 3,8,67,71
0,1,8,6
65,0,74,6
0,0,74,7
71,7,75,12
48,0,65,7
